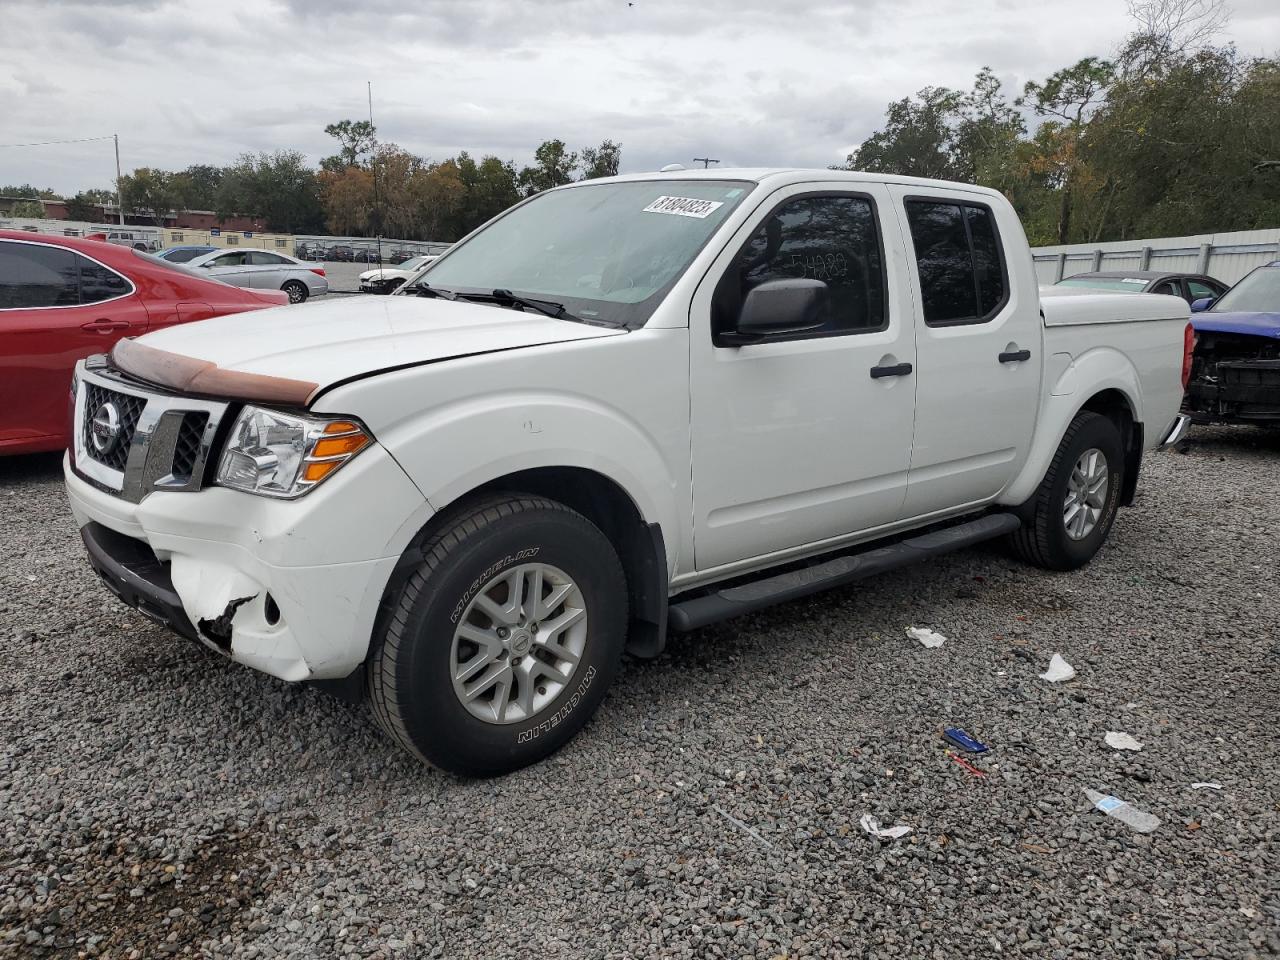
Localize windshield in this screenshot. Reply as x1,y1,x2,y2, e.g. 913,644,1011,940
1211,266,1280,313
1057,277,1149,293
397,179,751,326
400,256,430,271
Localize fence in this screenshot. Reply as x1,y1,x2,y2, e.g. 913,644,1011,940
1032,228,1280,286
293,235,452,262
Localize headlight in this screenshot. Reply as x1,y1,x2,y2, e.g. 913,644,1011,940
216,406,372,499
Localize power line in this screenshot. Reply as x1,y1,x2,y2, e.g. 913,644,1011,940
0,135,116,149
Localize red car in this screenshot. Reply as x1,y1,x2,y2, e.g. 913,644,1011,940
0,230,288,455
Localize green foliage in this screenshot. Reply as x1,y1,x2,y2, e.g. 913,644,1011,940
518,139,579,195
580,140,622,180
117,168,181,225
321,119,377,172
9,199,47,218
1,184,58,199
849,40,1279,245
217,151,324,233
63,193,102,222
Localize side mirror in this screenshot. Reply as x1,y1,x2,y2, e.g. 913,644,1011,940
1190,297,1214,313
720,278,829,345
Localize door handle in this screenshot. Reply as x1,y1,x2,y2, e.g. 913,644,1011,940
81,318,130,332
999,349,1032,363
870,362,913,379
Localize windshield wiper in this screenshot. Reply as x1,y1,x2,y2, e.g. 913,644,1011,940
409,282,458,300
486,288,569,320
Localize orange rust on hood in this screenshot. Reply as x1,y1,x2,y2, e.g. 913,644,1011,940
111,338,319,406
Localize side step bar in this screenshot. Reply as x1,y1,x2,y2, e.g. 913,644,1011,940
668,513,1020,633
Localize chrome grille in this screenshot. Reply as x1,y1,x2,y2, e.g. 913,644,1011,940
73,362,229,503
172,412,210,480
82,383,146,472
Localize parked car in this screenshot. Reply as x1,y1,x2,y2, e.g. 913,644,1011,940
154,245,217,264
103,229,161,253
388,249,417,264
1056,270,1227,305
0,229,286,455
352,248,383,263
186,249,328,303
64,169,1189,775
328,245,354,262
1182,260,1280,426
359,255,437,294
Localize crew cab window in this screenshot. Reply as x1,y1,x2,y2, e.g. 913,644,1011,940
905,200,1007,325
1151,280,1179,297
713,194,886,340
0,241,80,309
78,256,131,304
211,252,249,267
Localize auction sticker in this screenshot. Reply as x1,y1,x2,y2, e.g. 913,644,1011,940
643,196,725,219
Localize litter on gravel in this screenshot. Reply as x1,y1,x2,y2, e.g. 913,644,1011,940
1191,782,1223,791
1039,653,1077,682
906,626,946,648
1104,731,1144,751
1083,789,1161,833
712,804,774,848
859,815,913,840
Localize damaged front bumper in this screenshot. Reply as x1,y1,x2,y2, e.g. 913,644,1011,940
1183,333,1280,425
65,445,428,683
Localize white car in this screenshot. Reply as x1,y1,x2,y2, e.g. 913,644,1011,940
64,168,1191,776
358,255,437,294
187,249,329,303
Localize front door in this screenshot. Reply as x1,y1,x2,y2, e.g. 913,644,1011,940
689,184,918,572
888,186,1041,517
0,239,149,448
200,250,254,288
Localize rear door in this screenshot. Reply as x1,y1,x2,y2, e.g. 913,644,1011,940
247,251,291,289
689,183,918,571
0,240,147,448
888,187,1042,518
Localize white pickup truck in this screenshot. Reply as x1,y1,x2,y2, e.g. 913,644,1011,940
65,169,1193,775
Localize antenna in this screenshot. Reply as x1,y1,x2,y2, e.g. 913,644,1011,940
692,157,720,169
368,81,384,269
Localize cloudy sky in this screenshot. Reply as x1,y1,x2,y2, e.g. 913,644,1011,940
2,0,1277,194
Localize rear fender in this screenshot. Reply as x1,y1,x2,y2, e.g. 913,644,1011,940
1000,347,1143,506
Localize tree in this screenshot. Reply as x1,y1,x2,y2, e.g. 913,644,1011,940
0,184,57,199
1019,57,1115,243
171,164,223,210
321,119,377,172
118,168,181,224
518,140,578,195
63,193,102,222
843,86,966,179
217,151,324,233
318,166,374,235
9,199,46,218
580,140,622,179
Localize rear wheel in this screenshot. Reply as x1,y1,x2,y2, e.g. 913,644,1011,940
282,280,308,304
367,495,628,776
1008,411,1125,570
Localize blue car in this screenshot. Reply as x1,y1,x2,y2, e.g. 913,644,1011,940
153,245,218,264
1184,260,1280,426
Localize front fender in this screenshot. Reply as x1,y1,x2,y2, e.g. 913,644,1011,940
376,390,684,564
1000,346,1143,506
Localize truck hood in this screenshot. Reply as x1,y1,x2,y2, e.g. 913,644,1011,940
1190,310,1280,339
132,294,626,390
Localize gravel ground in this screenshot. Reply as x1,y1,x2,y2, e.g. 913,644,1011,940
1,426,1277,959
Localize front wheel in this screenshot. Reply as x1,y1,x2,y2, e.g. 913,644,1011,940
282,280,308,304
367,495,628,776
1008,410,1125,570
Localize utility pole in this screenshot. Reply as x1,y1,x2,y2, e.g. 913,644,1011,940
368,81,383,269
692,157,720,169
114,134,125,225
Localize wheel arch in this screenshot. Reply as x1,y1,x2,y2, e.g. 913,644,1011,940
380,466,669,663
1001,350,1145,509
